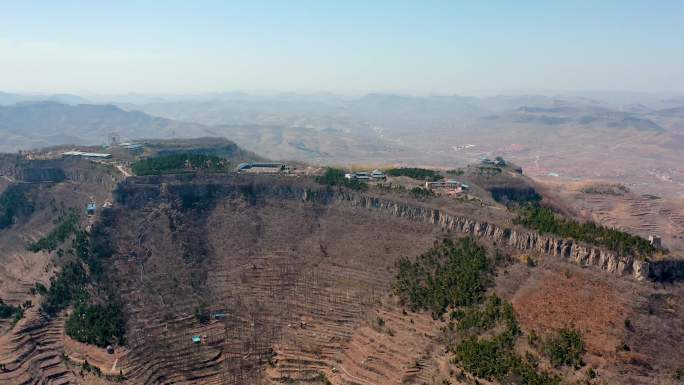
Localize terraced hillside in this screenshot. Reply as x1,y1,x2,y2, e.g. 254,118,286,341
79,174,680,385
0,159,122,385
551,181,684,254
103,175,443,384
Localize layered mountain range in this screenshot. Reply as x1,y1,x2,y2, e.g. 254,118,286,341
1,92,683,198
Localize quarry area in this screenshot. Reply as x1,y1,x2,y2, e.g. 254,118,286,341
0,138,683,385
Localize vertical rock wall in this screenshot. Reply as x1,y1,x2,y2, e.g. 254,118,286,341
115,177,684,282
323,191,668,281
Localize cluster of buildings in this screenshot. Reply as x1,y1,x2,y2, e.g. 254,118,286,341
344,169,387,181
61,142,145,160
481,156,507,167
119,142,144,155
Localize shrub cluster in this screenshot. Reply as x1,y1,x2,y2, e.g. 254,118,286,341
0,185,35,229
66,299,125,347
39,214,125,348
131,153,230,176
395,239,586,385
0,299,21,319
27,210,80,252
581,184,629,196
315,167,367,190
195,305,211,324
41,261,88,316
453,295,563,385
394,238,492,317
515,205,657,257
446,168,465,176
542,328,585,369
455,335,561,385
74,221,115,282
409,186,434,198
452,294,518,333
386,167,444,181
489,187,541,206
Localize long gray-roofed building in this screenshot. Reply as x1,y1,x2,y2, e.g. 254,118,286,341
62,151,112,159
237,162,289,173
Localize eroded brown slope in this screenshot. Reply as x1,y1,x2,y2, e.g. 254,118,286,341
3,169,683,385
0,160,122,385
96,174,684,385
501,259,684,384
106,175,442,384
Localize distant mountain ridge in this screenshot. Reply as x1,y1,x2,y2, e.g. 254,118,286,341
505,104,666,132
0,101,212,152
0,91,87,106
0,94,682,198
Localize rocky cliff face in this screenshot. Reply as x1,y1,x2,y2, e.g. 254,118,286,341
325,192,652,280
115,176,683,282
16,166,66,183
0,157,122,188
324,192,684,282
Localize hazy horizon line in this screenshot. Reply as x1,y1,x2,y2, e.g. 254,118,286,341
3,88,684,100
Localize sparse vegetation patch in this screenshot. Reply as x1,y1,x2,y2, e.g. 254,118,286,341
40,213,124,349
386,167,444,181
0,299,21,319
0,184,35,229
542,328,585,369
409,186,434,198
452,294,518,332
581,184,629,196
394,238,492,317
396,238,587,385
27,210,80,252
41,261,88,316
66,297,125,347
315,167,367,190
454,335,561,385
131,153,231,176
452,294,563,385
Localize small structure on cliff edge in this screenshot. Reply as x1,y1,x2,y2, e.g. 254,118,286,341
120,143,144,156
371,169,387,180
425,180,461,189
213,311,225,320
649,235,662,249
345,171,371,181
86,202,97,216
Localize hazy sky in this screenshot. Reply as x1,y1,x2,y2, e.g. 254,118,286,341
1,1,683,94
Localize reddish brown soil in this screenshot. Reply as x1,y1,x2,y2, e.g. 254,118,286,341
546,180,684,256
511,267,629,357
500,258,684,385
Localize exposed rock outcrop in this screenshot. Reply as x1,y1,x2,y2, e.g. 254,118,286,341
115,175,684,282
0,156,121,187
325,192,654,281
